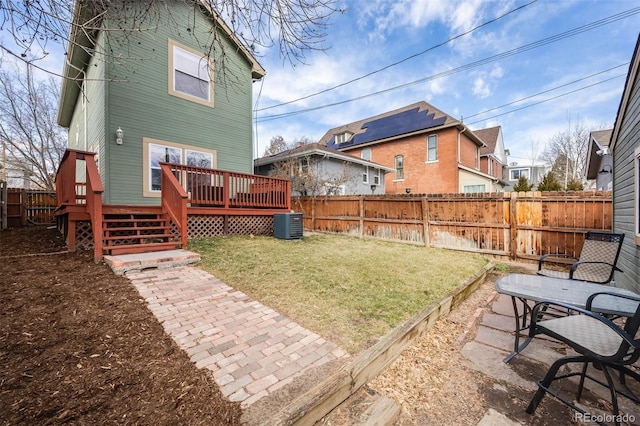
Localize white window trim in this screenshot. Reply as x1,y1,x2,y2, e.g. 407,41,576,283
362,166,369,184
395,155,404,181
510,168,531,180
373,168,380,185
426,134,438,163
142,137,217,198
168,39,214,107
361,148,372,161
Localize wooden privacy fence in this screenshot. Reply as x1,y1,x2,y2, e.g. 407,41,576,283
0,184,57,229
293,191,613,261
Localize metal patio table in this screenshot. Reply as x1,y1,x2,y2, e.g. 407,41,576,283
495,273,639,363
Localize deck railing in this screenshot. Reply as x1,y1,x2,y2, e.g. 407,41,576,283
160,163,188,249
55,149,104,260
161,163,291,210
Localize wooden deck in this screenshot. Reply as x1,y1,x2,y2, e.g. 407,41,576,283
55,149,291,260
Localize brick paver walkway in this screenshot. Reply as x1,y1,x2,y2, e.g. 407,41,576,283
126,265,349,407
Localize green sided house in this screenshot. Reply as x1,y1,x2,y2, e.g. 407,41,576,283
55,1,290,260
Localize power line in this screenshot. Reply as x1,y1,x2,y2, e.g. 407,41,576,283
463,63,630,122
255,6,640,123
256,0,538,112
464,73,625,126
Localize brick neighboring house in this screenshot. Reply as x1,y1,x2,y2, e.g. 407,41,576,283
474,125,509,186
319,101,504,194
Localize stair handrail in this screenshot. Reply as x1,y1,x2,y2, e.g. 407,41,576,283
160,163,188,249
84,153,104,261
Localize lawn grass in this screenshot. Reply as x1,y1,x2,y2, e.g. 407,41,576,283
189,234,489,353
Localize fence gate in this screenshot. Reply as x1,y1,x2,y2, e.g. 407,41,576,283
0,186,56,228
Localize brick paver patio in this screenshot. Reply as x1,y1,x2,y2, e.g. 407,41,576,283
126,265,349,408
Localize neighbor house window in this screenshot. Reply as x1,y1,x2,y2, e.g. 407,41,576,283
395,155,404,180
463,184,486,193
335,132,352,144
427,135,438,162
361,148,371,161
168,40,214,107
362,166,369,183
510,168,530,180
143,138,216,197
373,168,380,185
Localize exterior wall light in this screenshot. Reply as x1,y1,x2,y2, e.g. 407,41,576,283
115,127,124,145
405,187,411,194
370,184,377,194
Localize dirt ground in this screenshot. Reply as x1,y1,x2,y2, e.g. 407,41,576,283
1,226,241,425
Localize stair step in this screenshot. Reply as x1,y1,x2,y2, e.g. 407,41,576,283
106,241,181,256
103,225,171,232
103,233,174,242
103,218,170,224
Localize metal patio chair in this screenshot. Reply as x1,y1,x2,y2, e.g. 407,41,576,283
526,291,640,426
538,231,625,284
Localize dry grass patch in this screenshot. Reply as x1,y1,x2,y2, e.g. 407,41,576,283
189,234,488,353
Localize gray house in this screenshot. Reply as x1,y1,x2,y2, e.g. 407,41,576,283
57,0,265,205
254,143,394,195
584,129,613,191
610,34,640,292
503,163,550,191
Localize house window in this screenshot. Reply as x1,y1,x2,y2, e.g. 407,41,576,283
362,166,369,184
335,132,352,144
395,155,404,180
463,184,486,193
361,148,371,161
510,168,530,180
427,135,438,162
373,168,380,185
168,40,214,107
143,138,216,197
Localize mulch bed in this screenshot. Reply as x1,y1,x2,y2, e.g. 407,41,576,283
0,226,241,425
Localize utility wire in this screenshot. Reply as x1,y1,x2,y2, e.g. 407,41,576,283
256,6,640,123
256,0,538,112
462,63,630,121
464,73,626,126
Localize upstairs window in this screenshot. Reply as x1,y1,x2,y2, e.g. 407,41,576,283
510,168,530,180
335,132,352,144
361,148,371,161
395,155,404,180
427,135,438,162
169,40,214,107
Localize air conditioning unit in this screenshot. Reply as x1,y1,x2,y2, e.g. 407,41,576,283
274,212,303,240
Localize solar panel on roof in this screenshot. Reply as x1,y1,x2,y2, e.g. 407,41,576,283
327,107,447,149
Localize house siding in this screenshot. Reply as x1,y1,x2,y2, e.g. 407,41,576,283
94,3,254,205
67,33,107,187
613,63,640,292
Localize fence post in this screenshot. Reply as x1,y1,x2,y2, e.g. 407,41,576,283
0,181,6,230
509,192,517,259
359,196,364,239
421,196,430,247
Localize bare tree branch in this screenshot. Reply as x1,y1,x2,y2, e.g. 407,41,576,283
0,59,66,190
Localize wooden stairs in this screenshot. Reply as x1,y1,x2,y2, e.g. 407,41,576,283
102,208,181,256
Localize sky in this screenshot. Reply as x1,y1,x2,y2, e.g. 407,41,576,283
251,0,640,166
2,0,638,167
